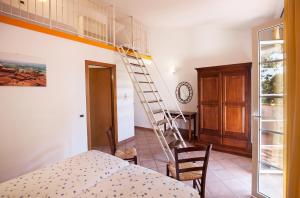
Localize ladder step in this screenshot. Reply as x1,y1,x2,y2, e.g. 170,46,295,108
143,91,158,93
158,129,175,137
122,46,137,52
127,54,141,59
138,81,154,84
144,99,162,103
129,63,145,67
156,119,168,125
152,109,164,114
133,72,149,75
168,140,183,149
164,129,176,137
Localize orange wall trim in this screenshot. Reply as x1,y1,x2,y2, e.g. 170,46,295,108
0,15,152,60
0,15,116,51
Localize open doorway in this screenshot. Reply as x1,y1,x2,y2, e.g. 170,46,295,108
85,60,117,151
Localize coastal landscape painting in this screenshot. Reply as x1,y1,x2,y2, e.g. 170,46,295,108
0,58,46,87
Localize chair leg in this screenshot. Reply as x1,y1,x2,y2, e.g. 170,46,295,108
193,180,196,188
200,181,205,198
134,156,137,165
166,164,170,177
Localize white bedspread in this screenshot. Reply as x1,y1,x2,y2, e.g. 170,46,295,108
0,150,199,198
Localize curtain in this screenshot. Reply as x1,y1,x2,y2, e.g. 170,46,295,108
284,0,300,197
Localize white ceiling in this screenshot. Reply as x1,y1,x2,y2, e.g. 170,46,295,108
106,0,284,28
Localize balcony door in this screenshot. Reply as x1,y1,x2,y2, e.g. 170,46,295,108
252,21,284,198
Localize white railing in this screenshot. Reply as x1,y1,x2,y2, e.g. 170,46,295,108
0,0,149,53
114,8,149,55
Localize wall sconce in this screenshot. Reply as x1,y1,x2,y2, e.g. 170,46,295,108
170,67,176,75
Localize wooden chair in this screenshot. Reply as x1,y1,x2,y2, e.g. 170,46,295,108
166,144,212,197
106,127,137,164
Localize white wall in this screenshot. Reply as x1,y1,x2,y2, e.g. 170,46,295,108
0,22,134,182
134,26,252,129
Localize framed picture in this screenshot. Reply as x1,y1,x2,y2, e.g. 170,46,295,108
0,53,46,87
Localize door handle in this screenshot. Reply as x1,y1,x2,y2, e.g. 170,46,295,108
252,113,261,118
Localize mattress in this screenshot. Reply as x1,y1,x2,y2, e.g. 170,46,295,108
0,150,199,198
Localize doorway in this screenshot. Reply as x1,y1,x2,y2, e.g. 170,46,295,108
252,20,284,198
85,60,117,150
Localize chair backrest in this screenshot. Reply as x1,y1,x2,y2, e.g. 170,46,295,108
174,144,212,181
106,127,116,155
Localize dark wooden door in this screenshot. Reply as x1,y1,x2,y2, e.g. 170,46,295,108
89,67,112,148
198,71,222,144
222,68,251,151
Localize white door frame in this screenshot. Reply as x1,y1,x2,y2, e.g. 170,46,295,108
251,19,283,198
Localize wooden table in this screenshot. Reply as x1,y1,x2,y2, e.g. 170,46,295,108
164,110,197,140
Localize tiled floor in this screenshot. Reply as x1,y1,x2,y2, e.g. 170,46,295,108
99,127,252,198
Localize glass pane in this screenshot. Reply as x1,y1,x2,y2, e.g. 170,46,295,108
261,97,284,120
258,24,284,198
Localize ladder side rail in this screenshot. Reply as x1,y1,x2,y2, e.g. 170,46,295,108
156,127,175,161
130,48,186,148
133,53,186,147
118,47,157,123
132,52,177,129
117,47,175,161
131,50,174,129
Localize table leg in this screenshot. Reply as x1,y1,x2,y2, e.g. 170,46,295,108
194,115,197,140
188,116,192,141
164,115,166,132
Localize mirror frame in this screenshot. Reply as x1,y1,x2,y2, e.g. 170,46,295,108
175,81,193,104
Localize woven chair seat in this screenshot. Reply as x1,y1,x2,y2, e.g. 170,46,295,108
168,162,202,181
115,147,137,159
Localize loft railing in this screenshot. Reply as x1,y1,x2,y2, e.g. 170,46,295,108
0,0,149,54
0,0,115,45
114,9,149,55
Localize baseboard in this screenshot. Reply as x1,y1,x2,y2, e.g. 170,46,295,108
134,126,153,131
118,136,135,145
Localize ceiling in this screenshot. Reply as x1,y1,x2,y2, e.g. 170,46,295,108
106,0,284,28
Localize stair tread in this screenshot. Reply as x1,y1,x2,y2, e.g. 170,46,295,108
138,81,154,84
143,90,158,93
122,46,137,52
152,109,164,114
127,54,141,59
130,63,145,67
156,119,168,125
133,72,149,75
168,140,183,149
159,129,176,137
144,99,162,103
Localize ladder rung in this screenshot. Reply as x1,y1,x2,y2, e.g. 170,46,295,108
158,129,175,137
144,99,162,103
152,109,164,114
129,63,145,67
143,91,158,93
122,46,137,52
163,129,176,137
127,54,141,59
156,119,168,125
138,81,154,84
168,140,182,149
133,72,149,75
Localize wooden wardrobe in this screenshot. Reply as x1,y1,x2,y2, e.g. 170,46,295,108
196,63,252,157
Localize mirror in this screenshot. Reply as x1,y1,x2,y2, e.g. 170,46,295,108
175,82,193,104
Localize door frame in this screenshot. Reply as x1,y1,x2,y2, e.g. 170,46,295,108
85,60,118,150
251,19,283,198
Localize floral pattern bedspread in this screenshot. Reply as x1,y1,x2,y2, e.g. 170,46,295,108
75,164,199,198
0,150,199,198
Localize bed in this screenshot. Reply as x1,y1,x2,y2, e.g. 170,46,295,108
0,150,199,197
